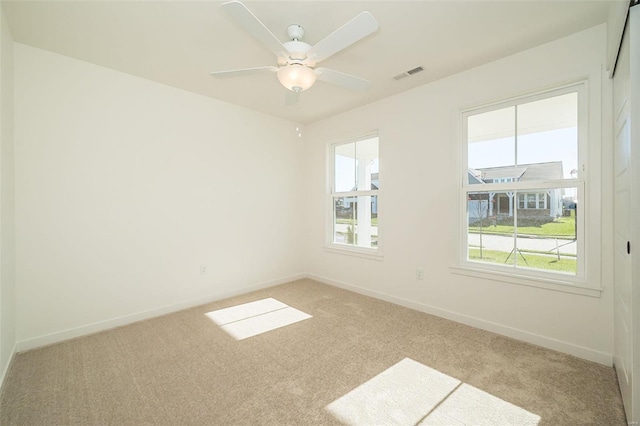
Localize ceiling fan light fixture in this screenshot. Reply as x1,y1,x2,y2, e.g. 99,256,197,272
277,64,317,92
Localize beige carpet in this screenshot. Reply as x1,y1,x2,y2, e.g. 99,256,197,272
0,279,627,425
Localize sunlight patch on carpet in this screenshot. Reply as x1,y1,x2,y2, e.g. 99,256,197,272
206,298,288,325
326,358,540,426
205,298,311,340
326,358,460,425
420,382,540,425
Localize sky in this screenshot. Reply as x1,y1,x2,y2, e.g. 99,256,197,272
334,138,380,193
468,127,578,179
332,127,577,194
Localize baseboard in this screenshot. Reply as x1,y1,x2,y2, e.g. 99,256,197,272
0,342,17,397
15,272,613,366
16,273,306,353
306,273,613,366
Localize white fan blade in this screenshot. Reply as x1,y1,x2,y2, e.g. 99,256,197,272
315,67,371,91
222,1,288,61
285,90,299,106
210,66,277,78
306,12,378,63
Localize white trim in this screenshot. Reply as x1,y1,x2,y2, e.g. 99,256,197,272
461,82,588,283
606,0,630,75
307,273,612,366
461,81,588,116
324,244,384,261
0,342,17,396
449,265,602,297
327,132,381,255
15,273,306,352
626,7,640,423
332,189,378,197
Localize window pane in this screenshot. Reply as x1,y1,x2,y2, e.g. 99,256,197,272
517,92,578,179
355,136,380,191
467,92,579,186
515,188,577,274
333,195,378,248
467,191,515,267
335,137,379,193
335,142,356,193
468,189,577,275
467,106,516,184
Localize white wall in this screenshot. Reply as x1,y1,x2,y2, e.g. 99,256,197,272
303,24,614,365
10,24,617,366
14,44,304,349
0,7,16,385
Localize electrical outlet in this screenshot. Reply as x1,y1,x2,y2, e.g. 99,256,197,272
416,267,424,280
200,265,208,275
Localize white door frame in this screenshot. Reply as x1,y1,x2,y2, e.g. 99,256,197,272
614,4,640,424
630,5,640,424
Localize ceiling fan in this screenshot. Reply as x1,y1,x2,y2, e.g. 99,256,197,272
210,0,379,102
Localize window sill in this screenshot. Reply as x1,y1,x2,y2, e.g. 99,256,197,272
449,265,602,297
324,244,384,261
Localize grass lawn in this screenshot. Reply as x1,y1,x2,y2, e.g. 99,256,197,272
469,216,575,238
468,248,576,274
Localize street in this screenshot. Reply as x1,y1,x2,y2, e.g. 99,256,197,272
468,232,576,255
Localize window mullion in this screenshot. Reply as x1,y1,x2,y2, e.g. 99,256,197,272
334,190,377,197
514,104,519,169
513,190,518,268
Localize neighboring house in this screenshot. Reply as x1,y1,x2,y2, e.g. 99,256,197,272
468,161,564,223
337,173,379,216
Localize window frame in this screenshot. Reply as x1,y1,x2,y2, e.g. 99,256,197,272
326,132,382,259
458,82,592,291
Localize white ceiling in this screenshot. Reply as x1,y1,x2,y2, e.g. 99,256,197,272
2,0,614,124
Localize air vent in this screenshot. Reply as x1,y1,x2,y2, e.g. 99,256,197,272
393,66,425,80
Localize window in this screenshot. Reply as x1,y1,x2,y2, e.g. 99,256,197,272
329,134,379,253
461,84,585,283
495,177,515,183
517,193,548,209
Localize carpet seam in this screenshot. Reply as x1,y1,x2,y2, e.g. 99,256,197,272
413,382,463,426
217,306,290,326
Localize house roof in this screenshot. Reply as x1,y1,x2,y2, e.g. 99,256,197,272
468,169,484,185
478,166,527,180
519,161,564,181
471,161,564,182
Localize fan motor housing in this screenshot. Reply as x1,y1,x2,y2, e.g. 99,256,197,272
286,24,304,41
284,40,313,64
